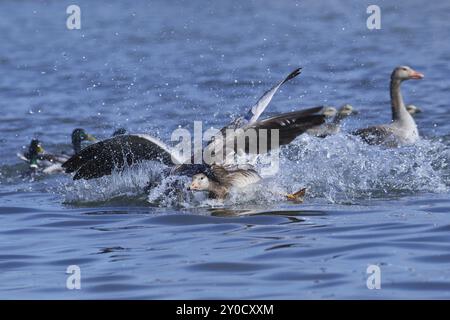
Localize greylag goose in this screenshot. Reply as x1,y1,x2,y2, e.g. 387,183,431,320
188,164,306,201
63,68,326,180
353,66,424,146
306,104,356,137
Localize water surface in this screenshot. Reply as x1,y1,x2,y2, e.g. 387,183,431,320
0,0,449,299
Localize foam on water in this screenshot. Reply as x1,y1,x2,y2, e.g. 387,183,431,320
59,134,449,207
277,134,449,202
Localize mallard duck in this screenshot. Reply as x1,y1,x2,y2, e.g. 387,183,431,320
353,66,424,147
17,139,46,170
70,128,96,154
188,164,306,202
63,68,326,181
18,128,96,174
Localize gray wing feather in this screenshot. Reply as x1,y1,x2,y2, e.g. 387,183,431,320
243,67,302,125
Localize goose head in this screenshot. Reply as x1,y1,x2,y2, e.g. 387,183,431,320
322,107,337,118
391,66,424,81
189,173,211,191
338,104,357,117
406,104,422,115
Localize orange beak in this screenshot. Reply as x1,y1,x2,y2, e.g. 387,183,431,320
410,70,424,79
189,183,198,190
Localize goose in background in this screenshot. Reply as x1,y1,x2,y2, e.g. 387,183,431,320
62,68,325,181
306,104,357,137
353,66,424,147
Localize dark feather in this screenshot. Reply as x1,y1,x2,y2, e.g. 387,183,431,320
352,126,394,145
63,134,178,180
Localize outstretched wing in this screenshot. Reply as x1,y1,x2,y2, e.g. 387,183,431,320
204,107,326,162
250,108,326,146
244,67,302,125
62,134,182,180
203,68,303,159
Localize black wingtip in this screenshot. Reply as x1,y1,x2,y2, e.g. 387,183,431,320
282,67,302,84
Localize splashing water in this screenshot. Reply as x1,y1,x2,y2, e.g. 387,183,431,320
59,133,449,206
62,161,167,205
277,134,449,203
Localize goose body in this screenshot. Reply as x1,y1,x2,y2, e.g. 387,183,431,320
353,66,423,147
189,164,261,199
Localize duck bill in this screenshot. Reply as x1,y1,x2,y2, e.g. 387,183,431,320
37,145,45,153
410,71,424,79
86,134,96,142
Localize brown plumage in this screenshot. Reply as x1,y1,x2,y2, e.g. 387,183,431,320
188,164,307,202
189,164,261,199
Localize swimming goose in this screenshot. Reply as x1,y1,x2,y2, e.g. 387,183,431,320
353,66,424,147
188,164,306,202
306,104,356,137
63,68,325,180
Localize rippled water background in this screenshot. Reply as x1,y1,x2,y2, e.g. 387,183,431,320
1,0,449,299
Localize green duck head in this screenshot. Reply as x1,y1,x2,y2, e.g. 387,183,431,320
72,128,96,154
28,139,45,169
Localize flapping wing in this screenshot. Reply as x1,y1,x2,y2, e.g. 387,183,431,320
251,109,326,146
62,134,182,180
204,107,326,163
205,68,303,152
203,107,325,164
243,67,302,125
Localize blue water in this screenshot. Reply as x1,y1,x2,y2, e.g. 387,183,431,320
1,0,449,299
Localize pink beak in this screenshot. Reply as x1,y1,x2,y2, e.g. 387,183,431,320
189,183,198,190
410,70,424,79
